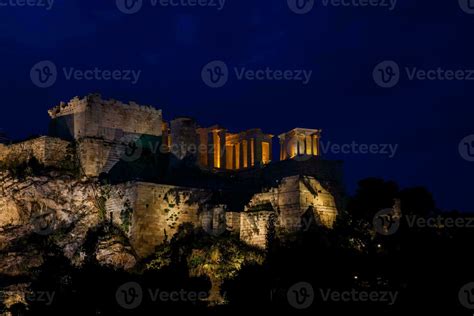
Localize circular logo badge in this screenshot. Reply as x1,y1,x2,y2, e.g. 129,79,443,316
287,0,314,14
201,210,227,237
201,60,229,88
117,135,144,162
287,282,314,309
116,282,143,309
373,208,401,236
31,206,56,236
30,60,57,88
116,0,143,14
459,0,474,14
459,135,474,162
459,282,474,309
373,60,400,88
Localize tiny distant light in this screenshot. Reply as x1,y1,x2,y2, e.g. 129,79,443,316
377,244,382,248
354,275,358,280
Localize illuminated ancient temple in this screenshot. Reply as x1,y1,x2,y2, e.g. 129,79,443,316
278,128,321,160
163,119,322,171
196,127,273,170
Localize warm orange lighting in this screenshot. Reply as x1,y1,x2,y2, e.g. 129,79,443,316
262,142,270,164
313,135,319,156
242,140,248,168
213,132,221,168
306,136,312,155
250,138,255,167
226,145,233,170
235,144,240,169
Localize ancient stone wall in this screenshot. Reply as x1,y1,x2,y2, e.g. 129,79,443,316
106,182,138,235
200,205,227,236
77,138,121,177
49,94,163,142
240,175,339,248
0,137,71,168
240,211,275,249
128,182,212,257
299,176,338,228
169,117,199,160
225,212,241,234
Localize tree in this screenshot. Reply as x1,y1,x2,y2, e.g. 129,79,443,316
146,224,265,305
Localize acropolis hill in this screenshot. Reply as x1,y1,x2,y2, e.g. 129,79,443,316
0,94,343,259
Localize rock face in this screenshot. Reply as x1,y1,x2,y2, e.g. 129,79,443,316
0,171,341,271
0,171,137,275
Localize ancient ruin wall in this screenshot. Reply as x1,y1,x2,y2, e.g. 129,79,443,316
299,176,338,227
240,211,275,249
240,176,339,248
0,137,71,168
128,183,212,257
49,95,163,142
77,138,122,177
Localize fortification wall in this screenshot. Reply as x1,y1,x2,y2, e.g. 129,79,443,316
0,137,71,168
106,182,138,235
244,176,306,234
240,211,275,249
49,94,163,142
225,212,241,234
240,175,339,248
129,182,212,257
77,138,121,177
299,176,338,227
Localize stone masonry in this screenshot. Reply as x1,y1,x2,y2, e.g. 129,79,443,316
0,95,344,254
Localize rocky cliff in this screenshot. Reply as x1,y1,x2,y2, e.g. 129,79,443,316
0,171,137,314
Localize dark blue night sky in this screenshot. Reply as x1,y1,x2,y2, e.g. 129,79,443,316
0,0,473,211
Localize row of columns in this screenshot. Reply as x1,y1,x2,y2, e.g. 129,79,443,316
280,133,320,161
201,130,272,170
